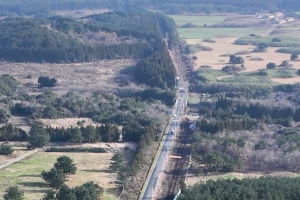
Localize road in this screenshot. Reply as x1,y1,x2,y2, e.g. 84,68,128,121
142,84,187,200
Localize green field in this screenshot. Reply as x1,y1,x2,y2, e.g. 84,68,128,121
177,27,269,39
168,15,227,27
0,152,117,200
235,36,300,47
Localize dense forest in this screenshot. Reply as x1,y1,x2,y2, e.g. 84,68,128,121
0,0,299,16
178,177,300,200
0,8,179,89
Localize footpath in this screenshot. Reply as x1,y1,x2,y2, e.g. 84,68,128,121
0,149,38,170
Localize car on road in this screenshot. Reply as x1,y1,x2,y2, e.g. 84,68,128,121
173,114,177,117
170,130,174,134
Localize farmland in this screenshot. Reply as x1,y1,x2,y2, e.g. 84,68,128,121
168,15,227,27
169,14,300,84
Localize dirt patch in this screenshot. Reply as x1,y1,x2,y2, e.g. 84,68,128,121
187,38,292,72
185,171,300,186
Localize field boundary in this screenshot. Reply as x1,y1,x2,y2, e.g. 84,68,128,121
137,116,172,199
0,148,38,170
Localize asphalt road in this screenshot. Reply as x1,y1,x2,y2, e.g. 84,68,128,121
142,87,186,200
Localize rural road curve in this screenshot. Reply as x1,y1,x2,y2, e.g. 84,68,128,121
0,148,38,170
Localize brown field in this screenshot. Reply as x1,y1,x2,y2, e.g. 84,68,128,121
0,152,120,200
39,117,100,128
187,38,293,71
186,171,300,186
54,9,111,18
0,60,138,96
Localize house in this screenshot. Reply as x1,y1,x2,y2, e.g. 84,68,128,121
274,12,283,17
267,14,275,18
286,17,295,22
277,19,286,24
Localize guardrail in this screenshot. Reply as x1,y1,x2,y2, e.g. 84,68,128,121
173,189,181,200
137,116,173,199
117,186,124,200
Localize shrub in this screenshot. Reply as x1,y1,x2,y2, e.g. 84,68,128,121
266,62,277,69
45,147,106,153
0,144,14,155
38,76,57,87
222,65,246,74
272,37,282,42
229,55,244,64
291,53,299,60
192,56,198,60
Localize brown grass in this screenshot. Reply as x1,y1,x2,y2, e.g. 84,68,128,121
39,117,100,128
187,38,293,72
0,60,137,96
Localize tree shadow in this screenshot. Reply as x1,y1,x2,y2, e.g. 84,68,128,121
106,187,123,196
18,181,48,188
19,174,41,178
82,169,114,173
26,189,49,194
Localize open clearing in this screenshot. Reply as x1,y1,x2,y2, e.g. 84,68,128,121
39,117,100,128
0,59,137,96
168,15,227,26
0,152,118,200
54,9,111,18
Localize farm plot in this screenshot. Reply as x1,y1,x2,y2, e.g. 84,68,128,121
186,38,293,72
0,152,119,200
178,27,269,39
168,15,227,27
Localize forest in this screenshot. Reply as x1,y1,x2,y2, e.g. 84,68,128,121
0,0,300,16
178,177,300,200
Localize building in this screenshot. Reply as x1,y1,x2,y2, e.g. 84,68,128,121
267,14,275,19
286,17,295,22
274,12,283,17
277,19,286,24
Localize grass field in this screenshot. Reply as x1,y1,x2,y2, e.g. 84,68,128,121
0,152,118,200
178,27,269,39
168,15,227,27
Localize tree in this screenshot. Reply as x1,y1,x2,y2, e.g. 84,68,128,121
266,62,276,69
74,181,103,200
3,186,24,200
56,185,77,200
38,76,57,88
54,156,77,175
69,127,83,143
0,144,14,155
41,168,66,189
42,190,57,200
82,125,97,143
109,153,124,171
291,53,298,60
28,127,50,149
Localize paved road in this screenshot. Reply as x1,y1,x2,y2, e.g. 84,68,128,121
142,85,187,200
